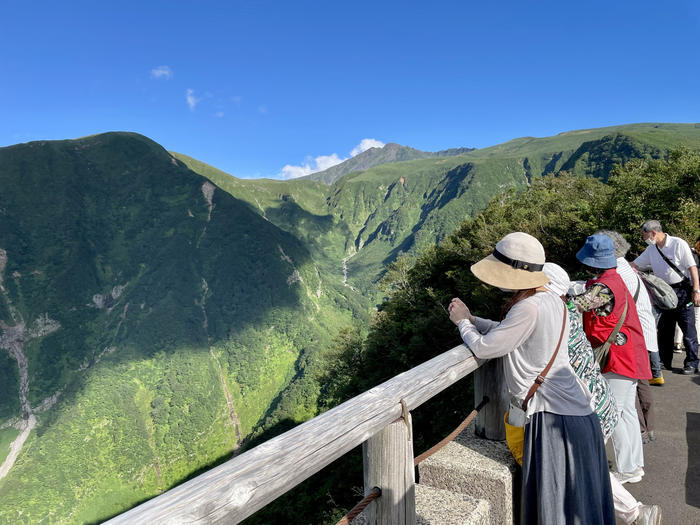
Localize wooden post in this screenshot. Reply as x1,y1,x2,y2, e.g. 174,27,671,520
474,357,509,440
362,408,416,525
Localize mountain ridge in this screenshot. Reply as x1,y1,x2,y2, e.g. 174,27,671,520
299,142,476,184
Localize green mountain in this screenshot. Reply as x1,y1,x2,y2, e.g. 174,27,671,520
0,133,365,523
176,123,700,298
301,142,475,185
1,123,699,524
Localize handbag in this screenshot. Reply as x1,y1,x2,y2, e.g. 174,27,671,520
638,271,678,310
593,295,627,370
504,301,567,466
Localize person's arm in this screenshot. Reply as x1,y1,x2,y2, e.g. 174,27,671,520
448,298,499,334
570,283,614,314
632,248,652,271
689,264,700,307
454,300,539,359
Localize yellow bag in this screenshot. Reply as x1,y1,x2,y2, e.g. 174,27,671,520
504,411,524,466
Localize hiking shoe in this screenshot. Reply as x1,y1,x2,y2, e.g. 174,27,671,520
613,467,644,484
635,503,662,524
649,376,664,386
682,366,697,375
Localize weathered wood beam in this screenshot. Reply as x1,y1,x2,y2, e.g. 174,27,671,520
105,345,480,524
362,412,416,525
474,357,508,440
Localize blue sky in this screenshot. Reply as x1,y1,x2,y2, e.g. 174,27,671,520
2,1,699,179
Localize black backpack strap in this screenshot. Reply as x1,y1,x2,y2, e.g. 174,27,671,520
655,244,688,282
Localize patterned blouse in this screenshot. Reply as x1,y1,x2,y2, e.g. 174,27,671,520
566,300,618,440
572,283,628,346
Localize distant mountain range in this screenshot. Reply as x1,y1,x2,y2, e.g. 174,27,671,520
301,142,475,184
1,123,699,523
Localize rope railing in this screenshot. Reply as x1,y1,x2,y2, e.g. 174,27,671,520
413,395,490,466
335,487,382,525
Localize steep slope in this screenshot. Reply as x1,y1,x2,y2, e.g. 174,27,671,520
0,133,362,523
177,124,700,301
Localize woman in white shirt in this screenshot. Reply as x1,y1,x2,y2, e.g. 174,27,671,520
448,232,614,525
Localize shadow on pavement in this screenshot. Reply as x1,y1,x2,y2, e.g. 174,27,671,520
687,412,700,508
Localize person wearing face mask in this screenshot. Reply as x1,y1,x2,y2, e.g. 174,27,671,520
449,232,614,524
572,234,652,485
632,220,700,375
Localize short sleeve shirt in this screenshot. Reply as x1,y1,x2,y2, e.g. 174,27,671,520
633,235,697,285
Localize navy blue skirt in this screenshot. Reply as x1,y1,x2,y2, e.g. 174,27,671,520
522,411,615,525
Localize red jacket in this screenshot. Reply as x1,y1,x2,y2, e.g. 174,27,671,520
583,269,652,380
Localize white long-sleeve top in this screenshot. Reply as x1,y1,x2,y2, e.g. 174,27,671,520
616,257,659,353
458,289,592,419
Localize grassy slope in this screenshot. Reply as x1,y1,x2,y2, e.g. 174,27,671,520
177,123,700,299
0,133,360,523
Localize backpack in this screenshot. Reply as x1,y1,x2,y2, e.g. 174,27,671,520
638,272,678,310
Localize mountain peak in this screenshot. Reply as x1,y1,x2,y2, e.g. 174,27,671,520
303,143,474,185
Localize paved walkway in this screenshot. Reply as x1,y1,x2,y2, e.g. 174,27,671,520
622,352,700,524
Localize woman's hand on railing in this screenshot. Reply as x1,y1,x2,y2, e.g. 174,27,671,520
449,297,474,325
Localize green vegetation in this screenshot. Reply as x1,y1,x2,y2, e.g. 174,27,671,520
178,123,700,302
0,125,698,524
0,133,363,523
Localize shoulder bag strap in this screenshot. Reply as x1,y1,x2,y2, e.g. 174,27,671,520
656,244,688,282
633,276,641,302
522,301,567,412
594,294,628,368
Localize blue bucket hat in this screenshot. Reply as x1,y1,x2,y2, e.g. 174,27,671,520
576,234,618,269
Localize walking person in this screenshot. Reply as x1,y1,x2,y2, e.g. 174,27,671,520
631,221,700,374
543,262,661,525
448,232,614,524
572,234,651,484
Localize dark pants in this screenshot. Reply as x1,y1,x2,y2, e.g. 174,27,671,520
658,284,698,370
635,379,655,433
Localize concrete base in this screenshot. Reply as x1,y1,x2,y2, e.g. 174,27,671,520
418,421,518,525
415,483,490,525
351,484,489,525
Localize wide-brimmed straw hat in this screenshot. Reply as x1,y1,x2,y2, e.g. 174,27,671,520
576,234,617,269
471,232,548,290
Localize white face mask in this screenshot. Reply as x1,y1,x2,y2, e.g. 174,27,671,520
645,237,657,246
498,287,515,293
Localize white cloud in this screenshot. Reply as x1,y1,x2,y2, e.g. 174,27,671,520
350,138,385,157
280,164,313,179
278,138,385,179
186,89,200,111
215,111,225,118
258,105,268,114
314,153,343,171
280,153,343,179
150,65,173,80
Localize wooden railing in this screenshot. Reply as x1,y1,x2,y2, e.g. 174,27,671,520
106,345,508,524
